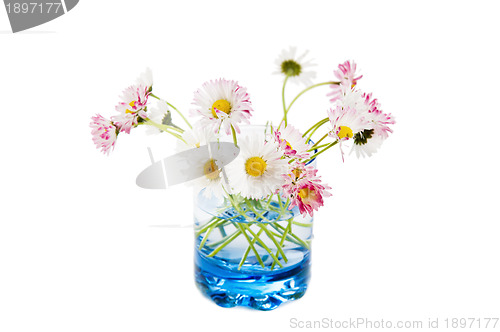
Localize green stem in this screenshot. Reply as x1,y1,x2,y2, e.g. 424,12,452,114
282,75,290,127
307,142,330,152
304,141,339,163
283,197,290,213
150,93,192,129
306,117,329,140
245,199,271,223
205,229,240,248
195,214,240,236
142,120,186,143
142,118,183,133
303,118,329,146
198,224,217,250
292,221,313,227
217,224,227,238
310,133,329,149
265,194,274,210
268,228,304,248
142,118,182,132
271,219,292,269
258,224,288,264
271,223,310,250
241,224,283,268
274,196,288,222
230,124,238,147
226,194,255,223
195,217,218,235
207,229,242,257
284,81,339,123
278,194,284,211
238,228,264,270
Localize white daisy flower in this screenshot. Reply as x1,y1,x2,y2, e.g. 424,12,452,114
227,135,288,199
350,93,395,158
111,68,153,134
177,122,225,198
332,90,395,158
177,121,220,150
136,67,153,91
327,105,371,161
351,131,383,158
274,46,316,86
328,60,363,103
145,100,171,135
189,155,225,199
191,79,253,136
338,88,372,115
327,104,370,142
273,123,311,159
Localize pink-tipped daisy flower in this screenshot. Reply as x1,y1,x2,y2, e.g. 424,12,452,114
327,104,371,161
328,60,363,103
90,114,118,155
283,162,331,217
111,68,154,134
112,84,151,134
273,123,311,159
191,79,254,136
350,93,396,158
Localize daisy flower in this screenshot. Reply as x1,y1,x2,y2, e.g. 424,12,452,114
112,84,151,134
327,105,371,160
145,100,171,135
327,105,370,142
351,93,396,158
136,67,153,92
282,162,318,186
227,136,288,199
191,79,253,136
177,121,220,150
291,181,332,217
183,153,225,199
351,132,383,158
90,114,118,155
274,46,316,86
273,123,311,159
283,162,331,217
361,93,395,139
112,68,154,134
329,81,396,158
340,88,372,114
328,60,363,103
176,122,225,198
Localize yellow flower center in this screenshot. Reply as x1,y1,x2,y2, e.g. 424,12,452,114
203,159,220,180
245,157,267,177
338,126,353,139
298,187,318,203
298,188,309,199
125,100,136,114
292,168,302,179
211,99,231,118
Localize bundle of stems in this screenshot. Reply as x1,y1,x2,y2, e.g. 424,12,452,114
195,193,312,271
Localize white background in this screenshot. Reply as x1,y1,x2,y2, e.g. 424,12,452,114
1,1,499,331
